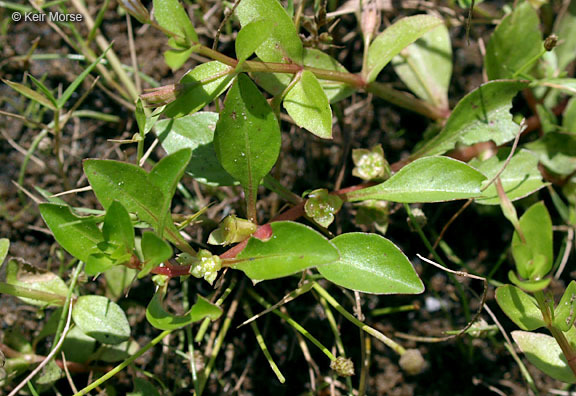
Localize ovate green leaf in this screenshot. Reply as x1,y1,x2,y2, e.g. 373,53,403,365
156,112,237,186
392,24,452,109
512,202,554,279
365,15,443,83
214,74,281,208
346,157,486,203
554,281,576,331
414,80,528,157
103,201,135,250
318,233,424,294
232,221,340,282
6,260,68,307
139,232,173,278
484,2,542,80
236,19,273,62
495,285,545,331
164,62,234,118
153,0,197,44
283,71,332,139
512,330,576,383
472,149,547,205
72,295,131,345
146,293,222,330
39,203,103,262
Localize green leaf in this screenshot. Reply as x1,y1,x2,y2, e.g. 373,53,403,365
303,49,353,103
554,281,576,331
156,112,237,186
391,24,452,109
512,330,576,383
153,0,197,44
235,0,303,64
57,46,111,108
365,15,443,83
537,78,576,96
0,238,9,268
72,295,131,345
93,339,140,363
318,233,424,294
563,97,576,133
484,2,542,80
105,265,138,300
554,0,576,72
39,203,104,263
84,159,164,228
103,201,135,250
148,148,192,232
232,221,340,282
135,99,146,135
346,157,487,203
508,270,551,293
139,232,173,278
164,46,194,70
6,260,68,307
62,326,97,363
235,0,303,92
414,80,528,157
495,285,545,331
472,149,547,205
2,78,57,110
283,71,333,139
214,74,281,208
512,202,554,279
164,62,234,118
128,378,161,396
146,292,222,330
28,75,58,109
526,132,576,175
236,19,273,63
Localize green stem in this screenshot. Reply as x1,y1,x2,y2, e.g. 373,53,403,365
52,262,83,351
312,283,406,355
73,330,172,396
0,282,66,305
512,47,546,79
18,129,49,202
247,288,337,361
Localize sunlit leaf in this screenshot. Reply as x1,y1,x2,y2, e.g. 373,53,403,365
554,281,576,331
146,292,222,330
495,285,545,331
72,295,131,345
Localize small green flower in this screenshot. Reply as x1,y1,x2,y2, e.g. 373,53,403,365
178,250,222,285
352,144,390,181
330,356,355,377
304,189,343,228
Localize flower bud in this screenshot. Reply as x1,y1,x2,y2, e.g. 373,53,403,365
208,215,257,246
330,356,355,377
361,1,381,42
352,145,390,181
544,34,558,51
399,349,426,375
140,84,181,107
180,250,222,285
119,0,150,24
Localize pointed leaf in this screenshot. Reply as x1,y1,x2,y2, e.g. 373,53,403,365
414,80,528,157
512,202,553,279
484,2,542,80
232,221,340,281
0,239,9,268
365,15,443,83
472,149,547,205
495,285,546,331
146,293,222,330
554,281,576,331
148,148,192,232
103,201,135,250
236,19,273,62
283,71,333,139
72,295,131,345
318,233,424,294
512,330,576,383
346,157,486,203
139,232,173,278
39,203,104,262
153,0,197,44
2,78,57,110
156,112,237,186
28,75,58,109
235,0,303,64
214,74,281,205
164,61,234,118
302,49,354,103
392,24,452,109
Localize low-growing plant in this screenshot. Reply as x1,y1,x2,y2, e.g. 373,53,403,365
1,0,576,394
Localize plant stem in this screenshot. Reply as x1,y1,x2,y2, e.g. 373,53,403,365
73,330,173,396
311,283,406,356
52,262,83,351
